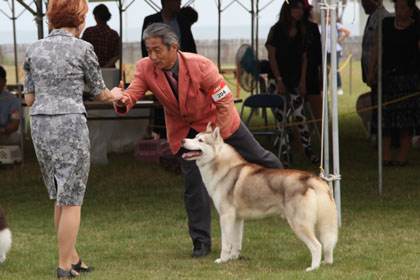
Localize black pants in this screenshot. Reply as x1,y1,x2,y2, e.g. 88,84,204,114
177,122,283,247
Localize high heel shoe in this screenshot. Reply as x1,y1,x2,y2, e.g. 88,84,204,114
57,267,79,279
71,259,95,273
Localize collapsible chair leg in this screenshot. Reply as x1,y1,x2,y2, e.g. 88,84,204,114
245,110,255,126
272,104,291,168
305,101,321,141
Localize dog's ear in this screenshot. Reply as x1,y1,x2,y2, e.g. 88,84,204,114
212,127,221,141
206,122,213,133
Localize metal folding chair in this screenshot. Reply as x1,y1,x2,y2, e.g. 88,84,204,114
240,93,291,167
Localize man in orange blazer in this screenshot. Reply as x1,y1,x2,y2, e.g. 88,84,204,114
115,23,283,258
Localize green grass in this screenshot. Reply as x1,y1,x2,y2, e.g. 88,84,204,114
1,61,420,279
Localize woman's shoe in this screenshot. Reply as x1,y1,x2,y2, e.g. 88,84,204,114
281,152,292,169
305,149,320,164
394,160,408,167
71,259,95,273
57,267,79,279
383,160,394,167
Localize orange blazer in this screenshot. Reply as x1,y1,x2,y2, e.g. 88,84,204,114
115,51,241,154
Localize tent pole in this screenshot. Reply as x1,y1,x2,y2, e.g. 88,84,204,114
320,6,330,183
330,0,342,227
377,0,383,196
250,0,255,95
119,0,123,81
12,0,24,164
217,0,221,71
36,0,43,39
12,0,18,84
255,0,259,63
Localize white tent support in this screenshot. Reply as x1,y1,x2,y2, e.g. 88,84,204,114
329,0,342,227
320,0,342,227
320,6,330,183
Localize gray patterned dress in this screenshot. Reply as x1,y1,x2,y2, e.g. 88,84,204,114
23,29,106,206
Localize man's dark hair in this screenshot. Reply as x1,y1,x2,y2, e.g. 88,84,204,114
0,65,6,80
93,4,111,22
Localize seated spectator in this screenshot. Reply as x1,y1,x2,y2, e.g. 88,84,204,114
82,4,119,68
0,65,20,145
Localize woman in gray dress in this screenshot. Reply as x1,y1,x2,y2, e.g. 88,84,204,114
23,0,123,278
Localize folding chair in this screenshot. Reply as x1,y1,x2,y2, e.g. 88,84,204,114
240,93,291,167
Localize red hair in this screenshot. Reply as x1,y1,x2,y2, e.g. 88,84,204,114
47,0,88,29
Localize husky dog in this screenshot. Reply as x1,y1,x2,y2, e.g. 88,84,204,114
181,123,338,271
0,203,11,263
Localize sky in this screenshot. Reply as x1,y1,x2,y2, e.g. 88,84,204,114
0,0,364,44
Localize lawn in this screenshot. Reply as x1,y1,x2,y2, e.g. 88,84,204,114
1,61,420,279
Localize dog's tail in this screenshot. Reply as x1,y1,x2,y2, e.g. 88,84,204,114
314,180,338,264
0,228,12,263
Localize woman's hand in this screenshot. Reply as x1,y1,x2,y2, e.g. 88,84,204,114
24,92,35,106
276,80,286,95
110,87,123,101
297,80,306,97
366,71,376,87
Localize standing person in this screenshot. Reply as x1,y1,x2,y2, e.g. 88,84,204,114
361,0,390,85
303,0,323,129
141,0,197,139
367,0,420,166
115,23,283,258
141,0,197,58
179,5,198,27
322,14,350,95
22,0,123,278
266,0,320,167
359,0,391,139
0,65,20,146
82,4,120,68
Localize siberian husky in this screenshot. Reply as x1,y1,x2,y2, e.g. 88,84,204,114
0,203,11,263
181,123,338,271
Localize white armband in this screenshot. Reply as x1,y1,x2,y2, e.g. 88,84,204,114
209,81,231,102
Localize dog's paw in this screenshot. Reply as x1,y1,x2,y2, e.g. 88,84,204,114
230,254,240,260
215,257,230,264
215,258,224,264
322,259,333,265
305,266,319,272
0,254,6,263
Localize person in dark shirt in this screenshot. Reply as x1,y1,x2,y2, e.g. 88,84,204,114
303,0,322,130
367,0,420,166
82,4,120,68
266,0,319,167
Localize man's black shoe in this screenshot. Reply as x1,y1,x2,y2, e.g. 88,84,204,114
191,243,211,258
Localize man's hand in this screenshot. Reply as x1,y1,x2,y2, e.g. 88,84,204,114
114,93,130,107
